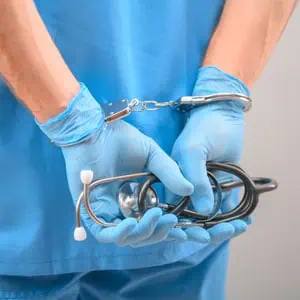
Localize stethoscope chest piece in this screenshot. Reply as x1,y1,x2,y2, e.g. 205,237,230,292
118,181,158,218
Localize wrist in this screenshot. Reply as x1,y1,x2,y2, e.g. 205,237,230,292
188,66,250,116
30,81,80,124
192,66,250,111
37,83,106,146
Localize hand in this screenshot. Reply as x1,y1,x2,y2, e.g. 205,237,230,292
38,84,193,247
165,66,252,244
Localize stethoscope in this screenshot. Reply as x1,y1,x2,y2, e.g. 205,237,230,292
73,162,278,241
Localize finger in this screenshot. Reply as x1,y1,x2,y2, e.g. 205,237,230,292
146,140,194,196
221,186,238,213
229,220,248,238
207,223,235,244
94,218,137,243
130,214,178,247
185,227,210,244
120,207,162,245
245,216,253,225
178,154,214,214
167,228,188,242
164,191,182,208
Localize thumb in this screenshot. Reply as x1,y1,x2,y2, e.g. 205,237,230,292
220,174,242,213
146,139,194,197
178,154,214,214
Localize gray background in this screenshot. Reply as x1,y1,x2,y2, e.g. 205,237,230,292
227,5,300,300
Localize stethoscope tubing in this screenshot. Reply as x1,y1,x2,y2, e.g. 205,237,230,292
75,163,278,231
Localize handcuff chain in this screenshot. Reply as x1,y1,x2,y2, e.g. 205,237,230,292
130,99,178,112
128,99,146,112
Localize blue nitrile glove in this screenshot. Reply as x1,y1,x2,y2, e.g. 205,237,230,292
38,84,194,247
165,66,252,244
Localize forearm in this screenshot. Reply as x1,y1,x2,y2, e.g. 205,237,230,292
203,0,297,87
0,0,79,122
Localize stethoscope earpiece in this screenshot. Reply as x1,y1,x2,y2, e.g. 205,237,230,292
80,170,94,185
74,226,87,241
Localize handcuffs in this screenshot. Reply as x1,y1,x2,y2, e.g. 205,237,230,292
103,93,252,123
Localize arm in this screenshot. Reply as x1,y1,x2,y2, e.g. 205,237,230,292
166,1,297,243
203,0,298,86
0,0,194,247
0,0,79,123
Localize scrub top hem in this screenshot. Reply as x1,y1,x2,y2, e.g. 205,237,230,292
0,242,206,276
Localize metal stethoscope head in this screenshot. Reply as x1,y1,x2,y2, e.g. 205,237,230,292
73,162,278,241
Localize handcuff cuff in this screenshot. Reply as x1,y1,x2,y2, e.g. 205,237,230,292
73,93,277,242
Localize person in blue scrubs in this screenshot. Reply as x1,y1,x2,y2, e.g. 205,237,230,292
0,1,296,299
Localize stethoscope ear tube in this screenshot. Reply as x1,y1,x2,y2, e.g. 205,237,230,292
137,175,159,215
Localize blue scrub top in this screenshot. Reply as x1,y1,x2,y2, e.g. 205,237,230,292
0,0,225,276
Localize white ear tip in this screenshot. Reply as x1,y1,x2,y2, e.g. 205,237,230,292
74,227,87,241
80,170,93,184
